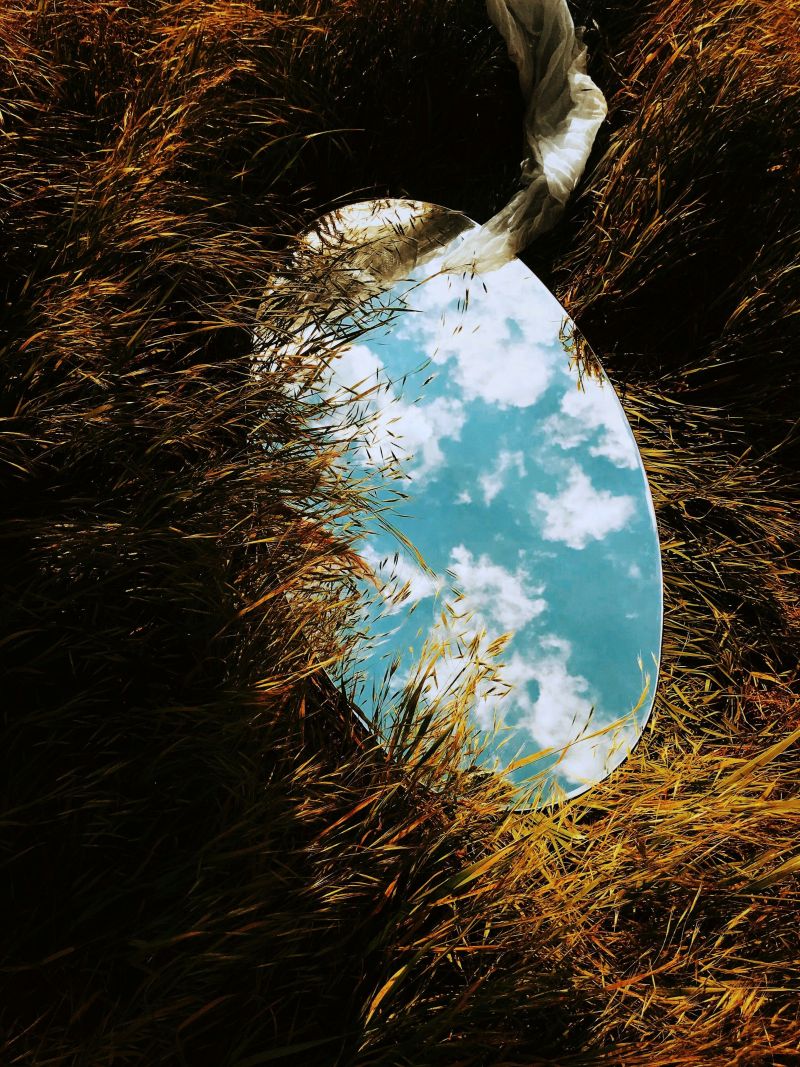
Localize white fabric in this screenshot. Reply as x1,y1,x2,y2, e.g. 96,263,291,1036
288,0,607,296
440,0,607,273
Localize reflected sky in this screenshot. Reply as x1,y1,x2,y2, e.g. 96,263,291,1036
319,247,662,802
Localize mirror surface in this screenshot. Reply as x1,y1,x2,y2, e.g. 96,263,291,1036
310,204,662,803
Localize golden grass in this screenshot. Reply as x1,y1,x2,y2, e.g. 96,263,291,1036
1,0,799,1064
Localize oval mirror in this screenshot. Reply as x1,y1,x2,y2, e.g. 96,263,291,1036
286,200,662,805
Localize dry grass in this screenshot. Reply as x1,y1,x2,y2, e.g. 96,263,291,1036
1,0,799,1064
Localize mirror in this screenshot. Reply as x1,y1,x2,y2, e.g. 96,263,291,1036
286,200,662,804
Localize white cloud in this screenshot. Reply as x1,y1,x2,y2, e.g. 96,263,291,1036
509,636,636,786
360,544,443,616
321,342,465,481
396,543,547,740
401,619,523,740
534,466,636,550
443,334,551,409
389,394,466,481
479,449,526,505
407,628,636,788
544,378,640,469
328,341,385,397
456,489,472,505
449,544,546,633
513,635,592,742
396,268,562,410
627,562,642,580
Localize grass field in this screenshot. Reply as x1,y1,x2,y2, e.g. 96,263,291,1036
2,1,799,1064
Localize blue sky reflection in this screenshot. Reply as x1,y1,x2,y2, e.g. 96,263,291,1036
322,253,662,801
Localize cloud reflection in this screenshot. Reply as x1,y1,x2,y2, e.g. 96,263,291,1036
320,253,661,801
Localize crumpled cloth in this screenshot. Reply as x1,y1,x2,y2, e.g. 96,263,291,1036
279,0,607,324
440,0,607,272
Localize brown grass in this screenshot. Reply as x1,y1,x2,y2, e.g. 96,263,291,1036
1,1,799,1064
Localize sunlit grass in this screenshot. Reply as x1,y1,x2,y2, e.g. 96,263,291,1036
2,0,799,1064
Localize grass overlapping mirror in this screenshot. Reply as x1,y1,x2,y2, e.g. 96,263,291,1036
267,201,663,806
255,1,663,807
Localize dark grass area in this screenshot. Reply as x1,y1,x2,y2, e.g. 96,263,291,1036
2,1,799,1064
